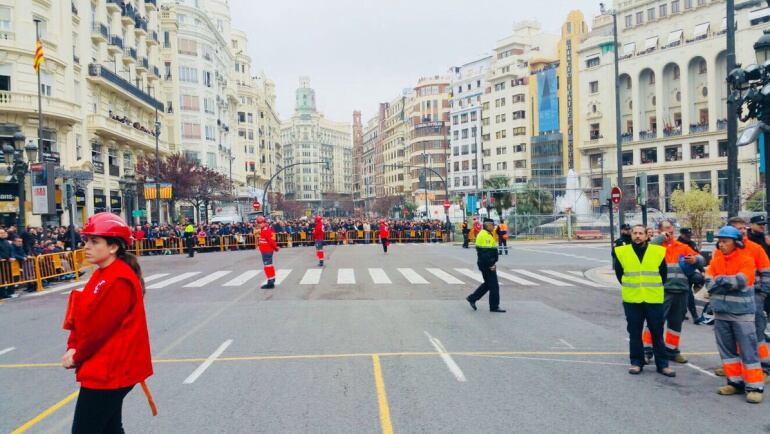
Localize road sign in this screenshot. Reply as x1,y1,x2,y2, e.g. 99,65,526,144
252,201,261,210
443,200,450,210
132,209,146,217
611,186,622,205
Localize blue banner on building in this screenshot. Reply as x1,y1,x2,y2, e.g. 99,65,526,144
466,195,477,212
537,68,559,133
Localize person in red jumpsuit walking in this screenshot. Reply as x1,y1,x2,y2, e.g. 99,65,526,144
257,216,280,288
379,219,390,254
313,215,326,266
61,212,156,433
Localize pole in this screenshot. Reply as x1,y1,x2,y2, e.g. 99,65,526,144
17,164,26,229
641,204,648,227
608,199,615,246
67,181,77,250
611,10,624,227
423,142,428,219
726,0,740,216
153,88,161,225
35,20,43,161
764,131,770,234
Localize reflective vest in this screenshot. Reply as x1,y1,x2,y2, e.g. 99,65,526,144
614,244,666,303
744,237,770,295
660,239,701,293
707,248,756,316
475,229,497,248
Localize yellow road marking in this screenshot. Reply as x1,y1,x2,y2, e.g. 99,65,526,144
10,390,78,434
0,351,720,369
372,354,394,434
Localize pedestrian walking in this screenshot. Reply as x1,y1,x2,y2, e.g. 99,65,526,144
61,212,156,433
466,218,506,313
313,215,326,266
257,216,280,289
461,221,470,248
497,220,508,255
379,220,390,254
184,219,195,258
613,224,674,377
707,225,764,403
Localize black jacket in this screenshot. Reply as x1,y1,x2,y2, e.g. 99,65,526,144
0,239,11,259
748,229,770,259
613,242,667,284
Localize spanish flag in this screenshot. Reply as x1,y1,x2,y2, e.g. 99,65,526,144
33,38,44,72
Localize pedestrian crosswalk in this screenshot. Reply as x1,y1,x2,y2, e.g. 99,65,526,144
134,267,611,290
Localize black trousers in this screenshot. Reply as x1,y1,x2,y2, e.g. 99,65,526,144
462,234,469,248
623,302,668,369
72,385,134,434
186,236,194,257
381,238,388,253
498,236,508,254
468,264,500,310
686,285,698,319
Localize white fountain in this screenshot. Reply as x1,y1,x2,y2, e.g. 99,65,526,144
555,169,592,216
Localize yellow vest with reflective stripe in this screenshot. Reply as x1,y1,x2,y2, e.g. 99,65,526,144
475,229,497,248
614,244,666,303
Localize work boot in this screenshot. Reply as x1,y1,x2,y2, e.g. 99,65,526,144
260,280,275,289
673,354,688,364
319,260,324,267
746,391,763,404
466,296,477,311
715,367,725,376
717,385,741,395
657,367,676,377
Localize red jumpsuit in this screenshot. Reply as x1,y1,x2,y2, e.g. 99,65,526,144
258,225,279,282
313,223,325,263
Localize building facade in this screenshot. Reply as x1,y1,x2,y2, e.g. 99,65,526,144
448,56,491,198
381,92,410,198
281,77,352,209
578,0,765,213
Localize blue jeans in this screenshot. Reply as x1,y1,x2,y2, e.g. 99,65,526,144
623,302,669,369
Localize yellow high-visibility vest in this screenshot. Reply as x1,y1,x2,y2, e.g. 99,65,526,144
614,244,666,303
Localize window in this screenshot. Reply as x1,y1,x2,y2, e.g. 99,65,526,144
0,64,10,91
181,122,201,139
0,6,11,31
453,115,458,125
461,129,469,139
163,31,170,48
718,140,728,157
461,161,469,170
625,15,633,27
40,71,52,96
647,8,655,21
590,123,601,140
206,152,216,168
671,0,680,13
495,130,507,139
164,62,171,79
204,97,214,114
75,134,82,160
685,0,692,8
514,143,526,153
718,169,740,210
496,162,508,170
636,11,643,25
512,94,526,103
91,143,102,162
512,111,525,120
589,81,599,93
660,4,667,17
460,113,468,123
495,114,506,123
512,127,526,136
496,146,507,155
203,70,212,87
665,145,682,161
690,142,709,159
641,147,658,164
205,125,215,141
586,57,600,68
664,173,685,211
178,38,197,56
514,160,527,169
622,150,634,166
698,59,707,74
180,95,199,111
178,66,198,83
470,112,477,121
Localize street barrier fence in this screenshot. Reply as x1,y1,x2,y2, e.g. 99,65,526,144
1,250,95,292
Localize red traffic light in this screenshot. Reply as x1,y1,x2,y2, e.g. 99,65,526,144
252,201,261,210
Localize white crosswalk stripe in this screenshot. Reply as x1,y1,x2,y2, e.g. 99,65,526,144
369,268,391,284
497,271,537,286
397,268,429,284
511,269,574,287
223,270,260,287
540,270,609,288
338,268,355,284
144,273,169,282
184,271,232,288
300,268,323,285
426,268,464,284
454,268,483,283
262,269,291,285
147,272,201,289
567,271,584,277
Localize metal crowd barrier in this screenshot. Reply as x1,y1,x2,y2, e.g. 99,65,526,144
0,250,96,293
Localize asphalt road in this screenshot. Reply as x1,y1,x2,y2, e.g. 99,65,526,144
1,241,768,434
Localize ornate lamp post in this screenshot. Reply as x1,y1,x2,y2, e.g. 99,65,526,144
2,132,37,228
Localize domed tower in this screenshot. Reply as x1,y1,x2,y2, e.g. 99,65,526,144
295,76,317,113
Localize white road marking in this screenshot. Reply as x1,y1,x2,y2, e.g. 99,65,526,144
567,271,584,277
338,268,356,284
369,268,392,284
540,270,609,288
496,271,537,286
25,280,86,297
223,270,261,286
426,268,464,285
300,268,323,285
473,354,626,367
183,271,232,288
183,339,233,384
147,272,201,289
454,268,483,283
686,362,718,378
424,331,467,382
0,347,15,356
262,269,292,285
512,269,574,287
144,273,169,282
559,339,575,349
511,246,611,263
397,268,429,284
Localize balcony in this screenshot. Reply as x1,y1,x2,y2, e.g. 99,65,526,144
73,53,80,65
717,119,728,131
136,57,149,72
108,35,123,54
621,133,633,143
638,130,657,141
148,30,159,45
90,23,108,43
149,65,160,80
122,47,137,64
87,63,164,111
106,0,122,13
0,91,80,125
134,16,148,35
88,113,163,152
690,124,709,134
662,126,682,137
121,4,135,25
145,0,157,10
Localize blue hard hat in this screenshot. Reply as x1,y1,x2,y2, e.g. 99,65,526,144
717,226,742,240
678,255,697,277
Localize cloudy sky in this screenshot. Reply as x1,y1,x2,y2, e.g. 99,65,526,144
229,0,602,123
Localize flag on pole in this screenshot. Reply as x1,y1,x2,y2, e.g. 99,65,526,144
33,38,44,72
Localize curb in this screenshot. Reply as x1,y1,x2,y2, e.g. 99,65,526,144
585,265,618,289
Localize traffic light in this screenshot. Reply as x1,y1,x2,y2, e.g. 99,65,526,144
635,172,648,206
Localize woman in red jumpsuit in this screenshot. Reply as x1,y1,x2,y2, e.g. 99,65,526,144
61,212,154,433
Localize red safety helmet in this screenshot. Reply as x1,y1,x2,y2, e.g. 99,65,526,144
256,216,266,224
81,212,133,245
315,215,322,221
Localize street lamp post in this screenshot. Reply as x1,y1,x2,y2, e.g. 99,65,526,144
600,2,624,227
383,163,452,238
262,159,330,216
2,132,37,229
119,173,136,225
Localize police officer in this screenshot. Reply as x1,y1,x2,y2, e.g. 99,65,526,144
184,219,195,258
466,218,506,313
